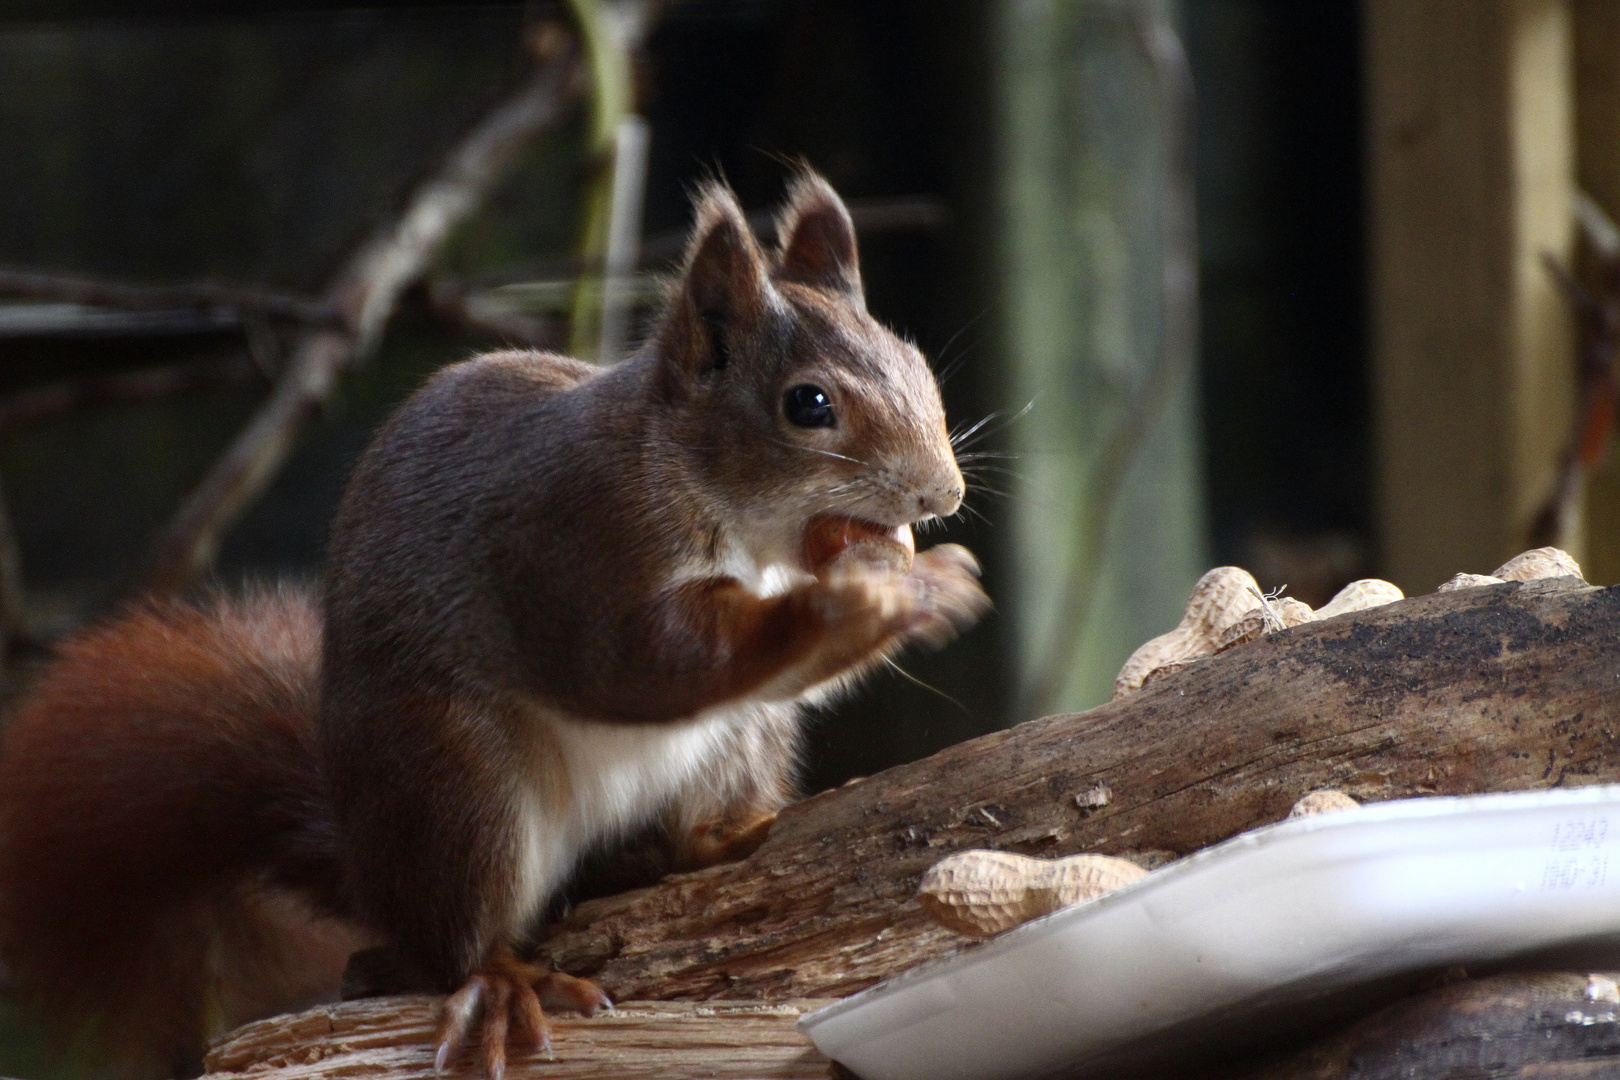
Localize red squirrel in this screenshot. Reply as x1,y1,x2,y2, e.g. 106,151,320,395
0,174,988,1079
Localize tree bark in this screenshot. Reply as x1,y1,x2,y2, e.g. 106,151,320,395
1234,971,1620,1079
203,997,835,1080
538,578,1620,1002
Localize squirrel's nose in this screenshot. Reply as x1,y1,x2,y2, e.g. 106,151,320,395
916,472,965,519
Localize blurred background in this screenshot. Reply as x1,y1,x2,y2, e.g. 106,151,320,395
0,0,1611,1069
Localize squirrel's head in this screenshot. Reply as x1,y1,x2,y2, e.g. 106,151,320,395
652,174,963,542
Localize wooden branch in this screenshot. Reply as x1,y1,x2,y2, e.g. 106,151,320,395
0,302,243,339
204,997,835,1080
1238,972,1620,1079
537,578,1620,1003
0,357,264,434
0,267,333,325
417,280,566,351
643,196,952,266
141,33,581,595
475,195,951,285
1531,194,1620,550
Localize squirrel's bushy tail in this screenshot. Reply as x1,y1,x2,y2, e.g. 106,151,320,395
0,589,361,1077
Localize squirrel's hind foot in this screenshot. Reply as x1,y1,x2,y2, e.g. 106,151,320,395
434,948,611,1080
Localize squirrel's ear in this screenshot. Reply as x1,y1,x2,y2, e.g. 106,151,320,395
664,185,772,375
683,185,770,325
664,190,777,380
774,172,863,301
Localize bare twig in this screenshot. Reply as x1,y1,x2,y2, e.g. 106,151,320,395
1018,0,1200,720
142,31,582,595
0,267,333,325
0,357,264,434
1531,194,1620,549
0,303,245,339
641,196,952,267
418,279,567,351
474,195,951,286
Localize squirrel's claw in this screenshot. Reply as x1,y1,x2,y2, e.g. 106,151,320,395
536,970,613,1016
480,978,511,1080
435,976,485,1073
510,979,552,1054
434,951,607,1077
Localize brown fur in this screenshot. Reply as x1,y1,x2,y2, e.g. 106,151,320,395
0,174,986,1076
0,590,362,1075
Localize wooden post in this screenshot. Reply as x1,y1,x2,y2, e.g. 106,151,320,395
1366,0,1576,594
997,0,1207,715
1574,0,1620,584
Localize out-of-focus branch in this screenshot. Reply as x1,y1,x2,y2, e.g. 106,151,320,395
0,357,264,434
142,29,583,595
418,279,567,351
483,195,952,285
1531,191,1620,550
0,267,334,325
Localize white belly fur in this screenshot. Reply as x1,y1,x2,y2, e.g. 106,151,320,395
510,549,806,931
510,701,772,930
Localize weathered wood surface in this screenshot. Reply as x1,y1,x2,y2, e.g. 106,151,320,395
538,579,1620,1002
1238,971,1620,1079
204,997,835,1080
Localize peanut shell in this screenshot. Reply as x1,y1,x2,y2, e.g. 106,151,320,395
917,849,1147,939
1112,567,1264,699
1314,579,1404,620
1212,595,1313,654
803,515,914,575
1492,546,1584,583
1287,790,1360,818
1436,573,1505,593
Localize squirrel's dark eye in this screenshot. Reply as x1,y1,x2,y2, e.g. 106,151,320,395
784,384,835,428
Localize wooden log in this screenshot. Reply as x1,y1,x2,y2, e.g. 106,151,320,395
203,997,836,1080
1237,971,1620,1079
538,578,1620,1002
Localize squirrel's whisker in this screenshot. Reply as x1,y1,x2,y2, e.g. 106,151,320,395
950,398,1035,452
882,657,971,716
769,439,871,468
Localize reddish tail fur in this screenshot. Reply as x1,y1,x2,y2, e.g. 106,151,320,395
0,589,362,1077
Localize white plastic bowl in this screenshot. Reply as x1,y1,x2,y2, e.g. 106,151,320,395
799,785,1620,1080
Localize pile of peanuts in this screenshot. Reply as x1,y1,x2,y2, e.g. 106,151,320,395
1111,546,1582,700
917,546,1586,940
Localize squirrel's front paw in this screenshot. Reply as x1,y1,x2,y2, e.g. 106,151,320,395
806,543,988,661
807,569,918,648
902,544,990,647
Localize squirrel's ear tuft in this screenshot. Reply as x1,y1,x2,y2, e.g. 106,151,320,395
680,183,771,328
774,172,862,301
661,183,772,377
